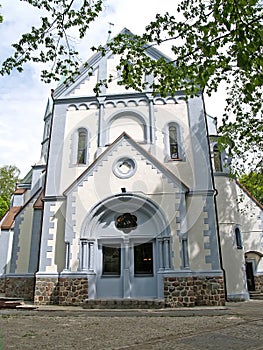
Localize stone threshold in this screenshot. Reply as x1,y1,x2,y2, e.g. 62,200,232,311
83,298,165,309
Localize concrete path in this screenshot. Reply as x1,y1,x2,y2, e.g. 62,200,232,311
0,300,262,349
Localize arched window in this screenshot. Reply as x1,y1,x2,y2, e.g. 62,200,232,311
169,124,179,159
213,144,222,172
77,129,87,164
235,227,243,249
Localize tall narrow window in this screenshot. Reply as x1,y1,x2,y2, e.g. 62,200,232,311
169,125,179,159
77,129,87,164
213,144,222,172
235,227,243,249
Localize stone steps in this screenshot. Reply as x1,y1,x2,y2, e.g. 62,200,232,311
83,298,165,309
0,297,37,310
249,291,263,300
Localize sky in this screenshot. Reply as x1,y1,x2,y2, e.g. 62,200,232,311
0,0,226,177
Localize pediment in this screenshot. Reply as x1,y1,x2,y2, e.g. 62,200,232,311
64,133,188,196
53,28,173,100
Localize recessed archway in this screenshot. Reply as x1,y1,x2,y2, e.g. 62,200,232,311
81,193,172,299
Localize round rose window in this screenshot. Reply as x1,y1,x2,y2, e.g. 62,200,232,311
113,157,136,178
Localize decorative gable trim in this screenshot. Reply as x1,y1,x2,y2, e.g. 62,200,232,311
64,132,189,196
53,28,174,101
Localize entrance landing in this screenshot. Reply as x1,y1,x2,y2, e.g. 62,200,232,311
83,299,165,309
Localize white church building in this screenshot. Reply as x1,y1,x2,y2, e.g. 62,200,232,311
1,29,262,307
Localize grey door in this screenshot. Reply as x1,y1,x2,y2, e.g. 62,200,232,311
96,240,157,299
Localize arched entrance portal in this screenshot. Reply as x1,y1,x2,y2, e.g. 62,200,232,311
81,194,172,299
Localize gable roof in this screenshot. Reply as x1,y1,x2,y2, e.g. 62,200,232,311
33,190,44,209
64,132,188,196
237,181,263,210
53,28,173,100
0,206,22,230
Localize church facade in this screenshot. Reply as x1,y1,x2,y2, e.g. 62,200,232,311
1,29,262,307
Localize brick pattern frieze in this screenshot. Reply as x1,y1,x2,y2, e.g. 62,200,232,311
164,276,225,307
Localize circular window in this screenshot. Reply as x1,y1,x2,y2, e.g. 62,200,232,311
113,158,136,178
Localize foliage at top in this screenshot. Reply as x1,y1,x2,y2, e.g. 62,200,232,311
239,172,263,205
0,0,262,175
0,0,103,82
98,0,262,175
0,165,20,220
0,4,3,24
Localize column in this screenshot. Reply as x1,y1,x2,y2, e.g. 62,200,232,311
182,238,189,268
64,241,70,271
158,239,164,270
97,97,105,147
88,241,95,271
123,240,130,298
164,239,170,269
80,239,88,271
148,96,155,144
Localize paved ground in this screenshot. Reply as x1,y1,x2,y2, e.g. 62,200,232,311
0,300,263,349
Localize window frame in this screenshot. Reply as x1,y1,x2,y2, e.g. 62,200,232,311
235,227,243,249
213,144,223,172
77,128,88,165
169,124,179,160
164,122,183,162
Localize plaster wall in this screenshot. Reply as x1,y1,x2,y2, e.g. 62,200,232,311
106,54,137,95
67,54,136,98
154,102,196,188
215,175,263,298
68,67,99,97
186,195,214,271
215,176,262,255
38,201,66,273
60,108,99,192
0,229,13,275
14,203,34,273
46,201,66,273
219,225,247,298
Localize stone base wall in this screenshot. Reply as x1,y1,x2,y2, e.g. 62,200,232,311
254,275,263,292
59,277,88,305
164,276,225,307
34,277,88,305
34,277,59,305
4,276,35,301
0,277,5,293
